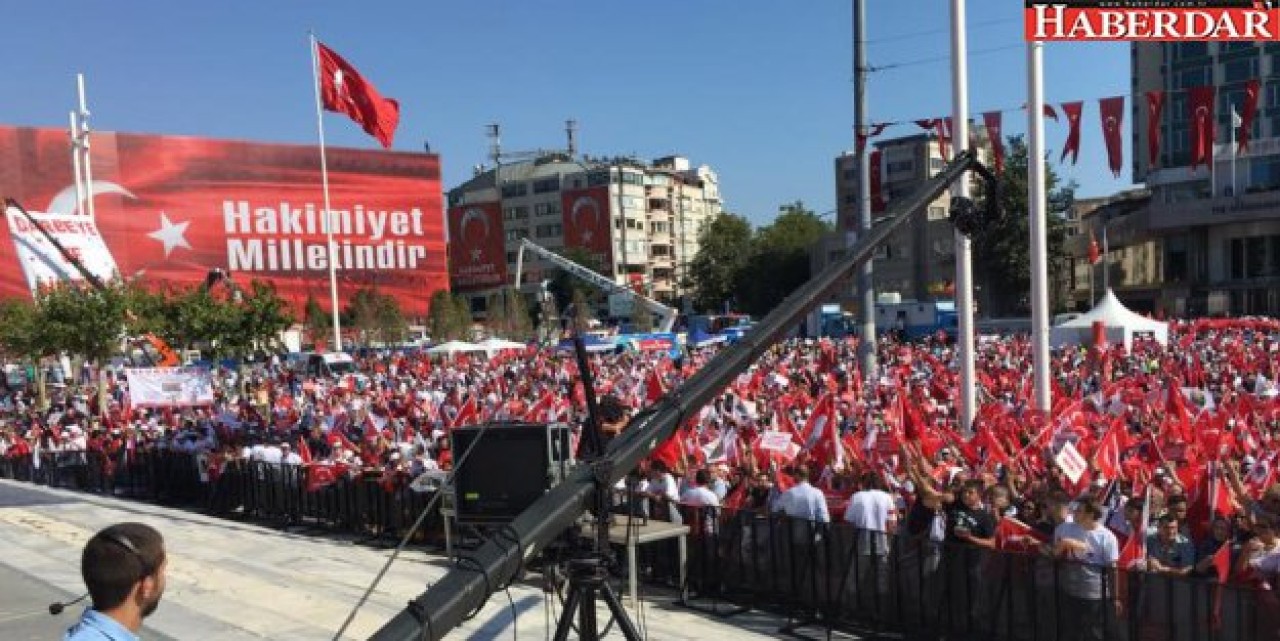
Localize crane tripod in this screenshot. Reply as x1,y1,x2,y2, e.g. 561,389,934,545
550,315,642,641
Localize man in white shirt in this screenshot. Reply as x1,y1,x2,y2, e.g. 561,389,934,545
844,472,897,600
1053,498,1120,641
645,461,682,524
680,469,721,507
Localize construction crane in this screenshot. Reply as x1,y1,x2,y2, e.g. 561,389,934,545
5,196,182,367
371,151,1000,641
513,237,678,333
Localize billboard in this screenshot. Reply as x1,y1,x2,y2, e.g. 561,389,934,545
446,201,507,292
0,126,446,313
560,186,614,269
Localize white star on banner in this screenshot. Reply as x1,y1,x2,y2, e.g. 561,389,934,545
148,212,192,258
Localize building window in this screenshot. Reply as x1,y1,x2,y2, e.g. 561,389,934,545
1165,236,1188,283
842,168,858,181
1175,66,1211,90
534,201,561,216
1172,42,1208,61
586,171,611,187
534,223,562,238
503,206,529,221
504,228,529,241
621,172,644,186
625,218,643,230
506,251,517,263
1223,57,1260,84
651,222,669,234
648,198,669,211
651,245,670,257
532,177,561,194
501,182,528,198
887,160,914,174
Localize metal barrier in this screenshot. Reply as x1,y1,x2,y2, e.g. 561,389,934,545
2,454,1275,640
0,451,442,545
679,507,1276,641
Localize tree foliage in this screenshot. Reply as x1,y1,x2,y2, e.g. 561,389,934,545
686,213,753,313
972,135,1073,316
734,201,832,317
345,287,405,346
547,246,605,315
303,294,329,343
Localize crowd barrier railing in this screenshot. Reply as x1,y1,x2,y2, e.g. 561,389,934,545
0,450,442,546
2,452,1275,640
677,506,1276,641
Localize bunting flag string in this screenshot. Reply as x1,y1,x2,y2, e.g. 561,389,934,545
860,75,1272,181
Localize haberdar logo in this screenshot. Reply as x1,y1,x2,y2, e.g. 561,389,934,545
457,206,491,263
570,195,602,243
1025,1,1280,41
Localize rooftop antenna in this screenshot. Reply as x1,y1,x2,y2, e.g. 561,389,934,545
486,123,501,166
565,119,578,158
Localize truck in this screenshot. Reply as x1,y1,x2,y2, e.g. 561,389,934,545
874,293,958,341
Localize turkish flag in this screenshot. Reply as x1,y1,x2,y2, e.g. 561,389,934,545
644,370,666,404
982,111,1004,174
995,516,1047,553
1188,85,1216,171
915,119,950,159
447,201,507,292
316,42,401,149
560,186,613,268
1060,102,1084,165
1146,91,1165,166
1099,96,1125,178
1237,78,1260,153
1088,229,1101,265
305,462,348,493
869,150,885,213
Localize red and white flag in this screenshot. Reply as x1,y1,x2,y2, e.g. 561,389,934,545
995,516,1047,553
315,41,401,149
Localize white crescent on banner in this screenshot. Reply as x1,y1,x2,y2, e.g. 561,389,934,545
1105,116,1118,132
46,181,136,216
460,207,490,241
571,196,601,232
1195,106,1210,122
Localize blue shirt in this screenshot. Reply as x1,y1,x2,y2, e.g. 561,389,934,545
775,482,831,523
64,608,140,641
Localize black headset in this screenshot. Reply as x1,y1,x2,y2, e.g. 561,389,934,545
49,531,156,616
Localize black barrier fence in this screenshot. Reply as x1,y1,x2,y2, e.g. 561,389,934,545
0,451,443,546
2,452,1277,640
678,506,1279,641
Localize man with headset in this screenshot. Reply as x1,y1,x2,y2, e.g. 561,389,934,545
63,522,168,641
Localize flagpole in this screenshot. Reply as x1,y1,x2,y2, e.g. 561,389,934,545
951,0,978,433
1027,40,1052,413
1102,225,1110,293
77,73,94,219
1231,108,1238,198
309,33,343,352
69,111,85,215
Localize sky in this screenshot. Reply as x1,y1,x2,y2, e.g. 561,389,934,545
0,1,1133,226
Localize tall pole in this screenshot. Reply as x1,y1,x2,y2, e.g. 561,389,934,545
69,111,85,216
853,0,878,380
77,74,94,219
1231,114,1238,198
950,0,977,431
1027,41,1052,413
310,33,343,352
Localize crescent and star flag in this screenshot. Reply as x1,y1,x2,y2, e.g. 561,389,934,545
995,516,1047,553
560,186,614,268
1059,101,1084,165
982,111,1005,174
1236,78,1260,153
1088,229,1101,265
1146,90,1165,166
1188,85,1216,170
316,41,401,149
1098,96,1125,178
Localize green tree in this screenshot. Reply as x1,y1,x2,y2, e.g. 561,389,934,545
0,299,55,408
734,201,832,317
346,288,381,347
37,281,130,408
428,289,461,342
569,288,594,330
303,294,329,345
374,294,407,346
972,135,1073,316
221,279,293,362
451,294,474,341
485,289,509,337
498,286,532,340
686,213,753,313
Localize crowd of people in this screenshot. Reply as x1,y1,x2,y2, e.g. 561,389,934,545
3,319,1280,637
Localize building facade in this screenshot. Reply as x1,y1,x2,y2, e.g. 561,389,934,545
446,153,722,316
1114,42,1280,317
827,131,987,306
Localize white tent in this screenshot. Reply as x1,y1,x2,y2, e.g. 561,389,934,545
477,337,527,356
1050,289,1168,349
425,340,486,355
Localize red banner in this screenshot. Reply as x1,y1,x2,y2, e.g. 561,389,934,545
870,150,885,214
1189,85,1216,171
447,201,507,292
560,186,613,268
1099,96,1125,178
0,126,446,313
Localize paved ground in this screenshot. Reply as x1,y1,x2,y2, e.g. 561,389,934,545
0,480,808,640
